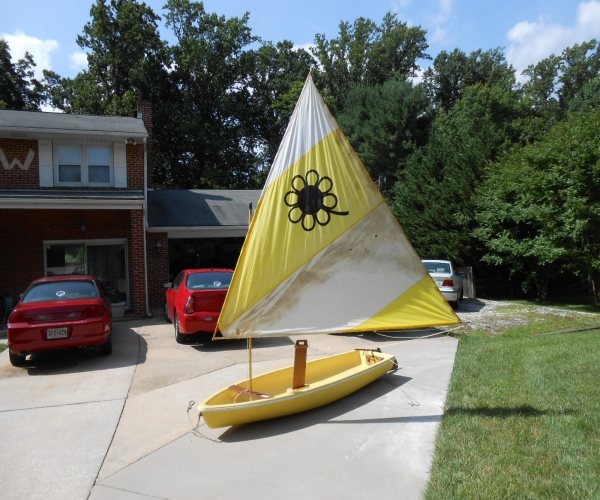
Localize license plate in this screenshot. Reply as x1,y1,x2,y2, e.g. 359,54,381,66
47,327,68,339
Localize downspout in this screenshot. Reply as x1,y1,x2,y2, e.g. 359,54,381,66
143,136,152,318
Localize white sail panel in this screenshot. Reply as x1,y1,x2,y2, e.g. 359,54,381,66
224,204,429,336
261,77,337,196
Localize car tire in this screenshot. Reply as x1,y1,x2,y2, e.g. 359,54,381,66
9,350,26,367
164,302,172,324
451,289,463,310
174,314,187,344
99,333,113,355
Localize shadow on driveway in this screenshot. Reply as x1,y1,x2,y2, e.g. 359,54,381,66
2,326,145,377
190,334,294,352
215,372,412,442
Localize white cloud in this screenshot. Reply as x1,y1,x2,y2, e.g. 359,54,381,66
293,42,315,53
1,30,58,80
70,51,88,70
507,1,600,80
430,0,455,43
409,66,426,85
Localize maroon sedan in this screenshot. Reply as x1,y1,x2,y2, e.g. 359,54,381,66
7,276,113,366
164,268,233,343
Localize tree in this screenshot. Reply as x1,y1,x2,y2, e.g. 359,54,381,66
475,109,600,303
0,40,45,111
46,0,169,116
337,77,433,187
155,0,259,189
310,13,429,115
242,41,315,179
522,40,600,122
391,84,526,264
422,47,516,110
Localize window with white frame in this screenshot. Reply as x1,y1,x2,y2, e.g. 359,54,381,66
55,144,112,186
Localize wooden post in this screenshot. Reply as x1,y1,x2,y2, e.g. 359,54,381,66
292,340,308,389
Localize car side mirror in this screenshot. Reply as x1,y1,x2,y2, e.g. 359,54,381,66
164,282,172,288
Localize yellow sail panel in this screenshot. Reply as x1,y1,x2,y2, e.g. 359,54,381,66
348,275,460,332
218,128,383,333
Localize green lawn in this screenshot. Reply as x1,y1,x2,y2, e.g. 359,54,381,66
425,310,600,500
0,343,6,354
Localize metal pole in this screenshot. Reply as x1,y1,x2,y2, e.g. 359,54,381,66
248,338,253,395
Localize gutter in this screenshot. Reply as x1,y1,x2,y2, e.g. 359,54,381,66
143,136,152,318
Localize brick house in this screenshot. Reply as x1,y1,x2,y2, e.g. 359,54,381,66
0,103,152,317
1,102,260,320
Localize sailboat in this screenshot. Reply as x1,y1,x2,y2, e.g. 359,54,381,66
198,74,460,429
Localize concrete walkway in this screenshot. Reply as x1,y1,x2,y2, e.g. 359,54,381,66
0,319,458,500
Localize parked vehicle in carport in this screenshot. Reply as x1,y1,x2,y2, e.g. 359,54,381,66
7,276,113,366
422,260,464,309
164,268,234,343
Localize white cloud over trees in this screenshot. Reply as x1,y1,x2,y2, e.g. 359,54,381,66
1,30,58,80
507,1,600,80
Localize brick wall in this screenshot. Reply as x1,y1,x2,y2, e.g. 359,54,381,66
0,137,144,191
0,138,39,189
147,232,169,310
137,99,153,189
0,208,147,317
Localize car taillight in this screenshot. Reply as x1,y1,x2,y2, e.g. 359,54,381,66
442,280,454,287
86,305,104,318
184,297,195,314
7,310,24,323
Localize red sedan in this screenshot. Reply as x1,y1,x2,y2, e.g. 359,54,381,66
164,268,233,343
7,276,113,366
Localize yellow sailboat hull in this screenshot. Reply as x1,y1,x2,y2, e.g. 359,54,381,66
199,350,396,428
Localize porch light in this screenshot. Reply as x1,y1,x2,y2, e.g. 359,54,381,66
125,138,137,145
80,220,87,235
155,241,163,256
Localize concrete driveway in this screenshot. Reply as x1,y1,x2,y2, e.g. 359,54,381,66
0,317,458,500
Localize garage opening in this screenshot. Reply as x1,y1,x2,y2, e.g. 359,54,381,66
167,237,245,279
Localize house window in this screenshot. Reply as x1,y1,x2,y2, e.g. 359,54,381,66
45,240,128,306
55,144,112,186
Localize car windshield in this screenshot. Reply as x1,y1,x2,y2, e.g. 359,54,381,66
424,262,451,274
186,272,233,290
23,281,99,303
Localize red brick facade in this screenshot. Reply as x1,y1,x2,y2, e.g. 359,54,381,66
0,209,147,316
0,137,145,191
147,232,169,310
137,99,153,189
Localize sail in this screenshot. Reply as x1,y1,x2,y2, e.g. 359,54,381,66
218,75,460,338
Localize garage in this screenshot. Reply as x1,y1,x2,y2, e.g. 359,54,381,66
146,189,261,311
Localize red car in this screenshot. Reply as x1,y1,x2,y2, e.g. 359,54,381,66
7,276,113,366
164,268,233,343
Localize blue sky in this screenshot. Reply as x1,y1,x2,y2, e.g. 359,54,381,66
0,0,596,84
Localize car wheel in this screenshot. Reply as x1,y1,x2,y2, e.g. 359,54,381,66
99,333,113,356
164,302,172,324
9,350,26,367
174,314,187,344
451,289,463,310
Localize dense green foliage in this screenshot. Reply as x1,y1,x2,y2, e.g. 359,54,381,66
5,0,600,298
0,39,45,110
475,110,600,303
337,76,433,186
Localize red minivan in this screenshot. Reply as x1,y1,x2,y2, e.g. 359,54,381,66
164,269,233,343
7,276,113,366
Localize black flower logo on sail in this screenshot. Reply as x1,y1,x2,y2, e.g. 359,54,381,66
284,169,349,231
